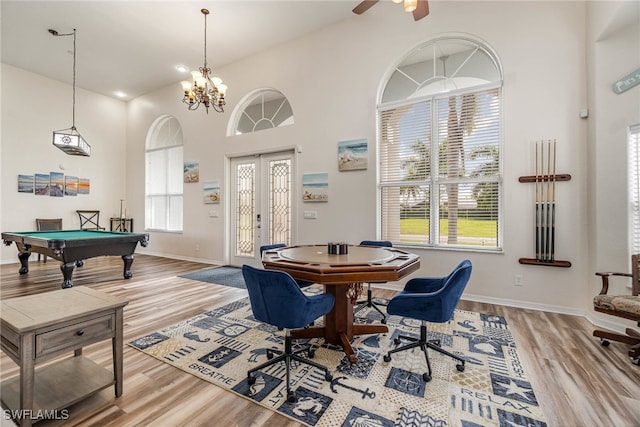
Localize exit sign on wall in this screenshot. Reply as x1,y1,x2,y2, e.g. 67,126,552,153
613,68,640,94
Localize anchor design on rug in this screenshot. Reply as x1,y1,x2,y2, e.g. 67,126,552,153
183,331,210,342
330,376,376,399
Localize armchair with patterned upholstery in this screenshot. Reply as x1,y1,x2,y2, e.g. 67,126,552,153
593,254,640,365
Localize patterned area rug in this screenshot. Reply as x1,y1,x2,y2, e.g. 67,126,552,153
129,292,547,427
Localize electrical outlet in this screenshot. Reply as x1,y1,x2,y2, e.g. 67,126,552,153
514,274,523,286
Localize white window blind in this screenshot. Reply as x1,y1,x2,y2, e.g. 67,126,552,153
629,124,640,253
379,87,501,249
145,116,184,232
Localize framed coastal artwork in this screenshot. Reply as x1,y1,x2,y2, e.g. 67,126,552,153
64,176,78,196
78,178,90,195
18,175,34,193
338,138,368,171
184,161,199,183
50,172,64,197
35,173,50,195
203,180,220,204
302,173,328,202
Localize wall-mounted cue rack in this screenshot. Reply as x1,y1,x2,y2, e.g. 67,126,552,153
518,140,572,268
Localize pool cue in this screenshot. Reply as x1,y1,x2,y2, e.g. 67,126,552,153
543,140,551,261
535,141,541,261
550,140,557,261
540,141,548,261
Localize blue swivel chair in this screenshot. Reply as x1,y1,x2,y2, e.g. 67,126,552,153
242,265,335,402
383,259,472,382
354,240,393,323
259,244,313,288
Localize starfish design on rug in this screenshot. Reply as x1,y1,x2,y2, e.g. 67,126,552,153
501,379,533,400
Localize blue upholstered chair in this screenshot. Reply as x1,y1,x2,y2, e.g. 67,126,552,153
259,244,313,288
354,240,393,323
242,265,335,402
383,259,472,382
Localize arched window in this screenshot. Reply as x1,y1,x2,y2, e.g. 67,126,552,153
231,89,294,135
145,115,183,232
378,36,503,250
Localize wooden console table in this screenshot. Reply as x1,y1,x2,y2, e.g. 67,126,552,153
0,287,128,426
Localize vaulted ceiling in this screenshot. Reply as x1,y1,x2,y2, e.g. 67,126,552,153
1,1,356,101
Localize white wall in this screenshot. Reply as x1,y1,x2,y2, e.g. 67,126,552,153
127,1,593,311
0,64,128,261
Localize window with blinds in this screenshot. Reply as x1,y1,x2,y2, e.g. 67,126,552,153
378,37,502,250
629,124,640,253
145,115,184,232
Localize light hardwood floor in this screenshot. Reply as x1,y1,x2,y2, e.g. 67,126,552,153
1,254,638,426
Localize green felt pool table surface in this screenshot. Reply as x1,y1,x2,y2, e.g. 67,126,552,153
2,229,149,288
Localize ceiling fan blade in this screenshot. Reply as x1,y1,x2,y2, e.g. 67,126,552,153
353,0,380,15
413,0,430,21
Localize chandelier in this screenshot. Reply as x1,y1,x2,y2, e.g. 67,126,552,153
180,9,227,113
50,28,91,157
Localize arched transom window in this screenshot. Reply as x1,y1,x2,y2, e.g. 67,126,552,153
378,36,503,251
233,89,294,135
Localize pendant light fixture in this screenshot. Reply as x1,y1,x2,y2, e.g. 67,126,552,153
50,28,91,157
180,9,227,113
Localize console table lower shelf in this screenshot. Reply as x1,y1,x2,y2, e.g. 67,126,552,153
1,356,115,418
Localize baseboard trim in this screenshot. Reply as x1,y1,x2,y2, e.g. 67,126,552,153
138,249,221,266
373,283,635,335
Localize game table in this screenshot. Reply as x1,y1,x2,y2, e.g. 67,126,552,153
2,229,149,289
262,244,420,363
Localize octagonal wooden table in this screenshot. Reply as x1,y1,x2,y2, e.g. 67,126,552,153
262,244,420,363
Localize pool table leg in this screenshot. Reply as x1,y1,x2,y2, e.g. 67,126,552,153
60,261,76,288
18,252,30,275
122,254,134,279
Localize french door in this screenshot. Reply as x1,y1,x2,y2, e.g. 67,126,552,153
229,151,295,267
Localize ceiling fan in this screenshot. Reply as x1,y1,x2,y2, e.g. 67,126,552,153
353,0,430,21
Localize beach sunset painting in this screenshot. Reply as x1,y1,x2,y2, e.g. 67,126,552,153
18,175,34,193
78,178,90,194
338,138,368,171
302,173,328,202
50,172,64,197
35,173,50,195
65,176,78,196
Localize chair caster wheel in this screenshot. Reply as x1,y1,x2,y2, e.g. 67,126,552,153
394,338,401,346
308,349,315,359
383,354,391,362
600,339,610,347
456,363,465,372
422,373,432,382
266,349,274,359
381,317,387,324
287,391,297,403
325,372,333,381
247,375,256,385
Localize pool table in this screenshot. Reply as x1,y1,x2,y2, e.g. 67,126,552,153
2,229,149,289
